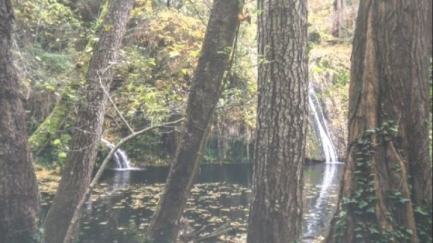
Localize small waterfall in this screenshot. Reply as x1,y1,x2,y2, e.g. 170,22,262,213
101,138,131,170
308,87,338,163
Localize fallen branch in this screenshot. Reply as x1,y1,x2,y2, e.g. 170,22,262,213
195,223,232,242
179,223,232,242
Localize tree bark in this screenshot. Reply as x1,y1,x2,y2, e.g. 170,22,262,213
42,1,134,242
144,1,240,242
0,0,40,242
246,0,308,241
326,1,432,242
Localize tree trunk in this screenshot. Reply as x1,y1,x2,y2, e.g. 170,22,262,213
332,0,344,38
42,1,134,242
28,93,73,156
326,1,432,242
144,1,240,242
0,0,40,242
246,0,308,241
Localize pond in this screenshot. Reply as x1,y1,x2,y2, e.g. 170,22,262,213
40,163,343,243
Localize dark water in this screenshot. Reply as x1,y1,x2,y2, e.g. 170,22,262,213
40,163,343,243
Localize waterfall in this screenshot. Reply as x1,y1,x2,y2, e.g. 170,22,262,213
101,138,132,170
303,86,342,241
308,87,338,163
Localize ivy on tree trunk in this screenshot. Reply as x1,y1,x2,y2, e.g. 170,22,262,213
326,1,432,242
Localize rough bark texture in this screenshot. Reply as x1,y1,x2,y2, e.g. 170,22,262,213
145,1,240,242
42,1,133,242
246,0,308,241
326,1,432,242
0,1,40,242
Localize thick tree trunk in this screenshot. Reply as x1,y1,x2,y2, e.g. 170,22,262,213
144,1,240,242
0,0,40,242
246,0,308,241
42,1,134,242
326,1,432,242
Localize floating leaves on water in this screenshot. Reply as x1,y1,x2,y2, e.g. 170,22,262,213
38,166,342,243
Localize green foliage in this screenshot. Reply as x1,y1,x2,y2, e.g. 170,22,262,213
203,143,219,163
111,11,206,125
23,48,74,100
332,120,427,243
102,8,256,164
202,138,253,164
18,0,352,168
12,0,261,167
226,140,253,163
414,204,433,242
311,56,350,99
121,130,166,165
15,0,83,51
36,132,72,169
309,31,321,44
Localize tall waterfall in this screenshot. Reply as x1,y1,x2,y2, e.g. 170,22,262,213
101,138,132,170
303,86,342,241
308,87,338,163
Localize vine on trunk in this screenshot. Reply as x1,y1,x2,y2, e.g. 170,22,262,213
332,119,423,243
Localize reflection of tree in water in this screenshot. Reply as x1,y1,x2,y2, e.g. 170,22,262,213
80,182,145,243
77,181,252,242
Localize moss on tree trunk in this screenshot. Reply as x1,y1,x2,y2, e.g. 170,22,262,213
42,0,134,242
28,94,73,155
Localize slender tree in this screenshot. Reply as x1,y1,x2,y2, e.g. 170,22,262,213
42,0,134,242
332,0,345,37
326,1,432,242
246,0,308,241
145,0,241,242
0,0,40,242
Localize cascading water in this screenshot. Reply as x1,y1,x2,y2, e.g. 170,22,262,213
101,138,132,170
303,86,342,241
308,87,338,163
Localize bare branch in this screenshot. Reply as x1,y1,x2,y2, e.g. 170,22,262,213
63,117,184,242
97,68,135,133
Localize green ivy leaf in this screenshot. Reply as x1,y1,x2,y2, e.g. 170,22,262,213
59,152,67,159
52,139,61,146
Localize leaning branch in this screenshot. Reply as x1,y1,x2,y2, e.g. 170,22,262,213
63,118,184,242
98,68,135,134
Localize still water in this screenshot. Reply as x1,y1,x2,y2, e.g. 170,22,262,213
40,163,343,243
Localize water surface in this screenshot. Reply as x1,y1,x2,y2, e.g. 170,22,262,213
40,163,343,242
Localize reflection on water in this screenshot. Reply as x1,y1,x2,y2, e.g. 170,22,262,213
40,163,342,243
303,163,343,242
